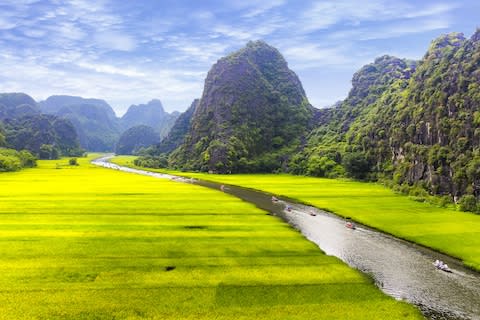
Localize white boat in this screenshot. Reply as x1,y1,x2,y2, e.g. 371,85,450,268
433,260,452,273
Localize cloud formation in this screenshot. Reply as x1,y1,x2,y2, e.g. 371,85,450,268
0,0,476,112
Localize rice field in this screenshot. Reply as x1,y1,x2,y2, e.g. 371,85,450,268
0,155,421,319
112,156,480,272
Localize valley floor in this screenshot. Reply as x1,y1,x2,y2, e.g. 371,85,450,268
112,156,480,272
0,155,421,319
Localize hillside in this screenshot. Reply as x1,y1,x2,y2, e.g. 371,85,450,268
116,125,160,155
169,41,315,173
40,96,120,152
40,96,178,152
0,92,40,120
156,99,199,154
296,30,480,207
120,99,179,138
0,93,82,158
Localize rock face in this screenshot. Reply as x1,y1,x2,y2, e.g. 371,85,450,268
120,99,179,138
157,99,199,154
170,41,315,173
297,29,480,200
115,125,160,155
382,31,480,198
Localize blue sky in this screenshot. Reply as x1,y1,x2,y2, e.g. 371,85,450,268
0,0,478,115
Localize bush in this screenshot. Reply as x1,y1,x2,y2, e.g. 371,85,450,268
0,154,21,172
458,195,478,213
68,158,78,166
18,150,37,167
134,155,168,169
0,148,36,171
306,155,337,177
39,144,60,160
342,152,371,179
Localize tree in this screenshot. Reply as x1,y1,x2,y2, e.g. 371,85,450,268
39,144,59,160
342,152,371,179
458,195,478,213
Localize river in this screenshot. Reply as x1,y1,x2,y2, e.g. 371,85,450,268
92,156,480,320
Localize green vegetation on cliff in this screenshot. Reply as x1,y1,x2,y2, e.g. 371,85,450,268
294,30,480,211
169,41,315,173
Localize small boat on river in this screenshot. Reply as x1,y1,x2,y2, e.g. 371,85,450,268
434,260,452,273
345,217,356,230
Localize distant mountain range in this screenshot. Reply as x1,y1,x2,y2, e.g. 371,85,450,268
0,93,82,158
39,96,179,152
0,93,180,154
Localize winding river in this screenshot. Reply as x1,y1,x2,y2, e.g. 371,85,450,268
93,156,480,320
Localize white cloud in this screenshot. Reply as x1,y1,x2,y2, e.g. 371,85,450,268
404,3,458,18
76,61,145,77
280,42,356,69
300,1,455,32
329,17,451,41
241,0,286,18
94,31,137,51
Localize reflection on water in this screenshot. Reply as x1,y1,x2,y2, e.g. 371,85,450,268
94,157,480,320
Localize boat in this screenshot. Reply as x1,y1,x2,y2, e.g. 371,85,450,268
309,211,317,216
433,260,452,273
345,221,356,229
271,196,279,203
345,217,356,230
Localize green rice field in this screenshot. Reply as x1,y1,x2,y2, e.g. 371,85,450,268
112,156,480,272
0,155,421,319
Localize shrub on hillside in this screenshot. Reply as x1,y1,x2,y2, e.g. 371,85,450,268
458,195,478,213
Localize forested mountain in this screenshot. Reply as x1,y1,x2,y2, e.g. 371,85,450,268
169,41,315,173
120,99,179,138
295,30,480,205
115,125,160,155
40,96,120,151
292,55,417,177
0,92,40,120
0,93,82,159
3,114,82,158
40,96,178,152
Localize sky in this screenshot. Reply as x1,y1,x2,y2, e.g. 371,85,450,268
0,0,479,115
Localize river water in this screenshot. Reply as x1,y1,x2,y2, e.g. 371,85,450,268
93,157,480,320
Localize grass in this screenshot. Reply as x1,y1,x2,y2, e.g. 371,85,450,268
0,155,422,319
112,156,480,272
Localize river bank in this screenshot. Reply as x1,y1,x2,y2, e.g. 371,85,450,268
102,155,480,319
110,156,480,273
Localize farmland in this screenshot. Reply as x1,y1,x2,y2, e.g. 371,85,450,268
0,155,421,319
112,156,480,272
